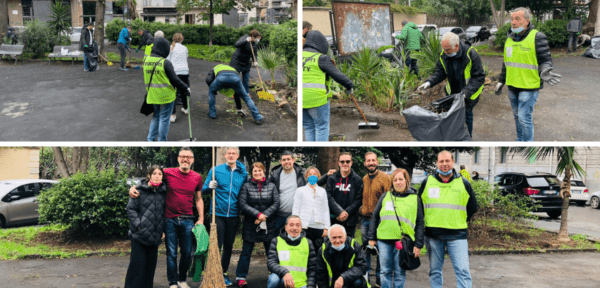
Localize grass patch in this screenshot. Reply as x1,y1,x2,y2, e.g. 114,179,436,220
475,44,503,57
185,44,235,63
105,52,144,63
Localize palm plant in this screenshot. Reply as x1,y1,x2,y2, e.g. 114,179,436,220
411,31,443,77
507,147,587,242
48,0,71,45
257,46,285,90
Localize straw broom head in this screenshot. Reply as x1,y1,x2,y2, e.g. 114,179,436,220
199,223,226,288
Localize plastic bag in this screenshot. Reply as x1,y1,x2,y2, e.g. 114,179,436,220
61,47,68,55
583,36,600,59
402,93,471,141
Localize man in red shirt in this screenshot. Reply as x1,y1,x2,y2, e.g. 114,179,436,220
130,147,204,288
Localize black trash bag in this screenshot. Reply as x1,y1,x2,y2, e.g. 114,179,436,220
402,93,471,141
86,42,99,72
583,36,600,59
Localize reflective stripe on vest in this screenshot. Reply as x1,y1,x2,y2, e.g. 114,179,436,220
439,47,484,100
302,51,331,109
213,64,238,97
377,192,418,241
422,175,469,229
277,236,309,287
321,239,370,288
143,56,176,105
504,29,540,89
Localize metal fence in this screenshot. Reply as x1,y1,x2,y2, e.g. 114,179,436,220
427,13,491,28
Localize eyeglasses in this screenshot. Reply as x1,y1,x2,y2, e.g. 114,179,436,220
339,160,352,164
179,156,194,160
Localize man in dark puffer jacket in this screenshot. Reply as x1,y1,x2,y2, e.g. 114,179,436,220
230,30,261,94
267,216,317,288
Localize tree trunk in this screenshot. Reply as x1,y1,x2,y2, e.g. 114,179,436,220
72,147,81,174
316,147,340,176
500,0,505,28
558,168,572,242
0,0,8,42
209,0,213,46
488,0,499,28
596,0,600,36
583,0,599,35
52,147,71,178
95,0,106,55
80,147,90,174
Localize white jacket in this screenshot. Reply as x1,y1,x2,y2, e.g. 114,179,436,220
292,184,330,230
166,43,189,75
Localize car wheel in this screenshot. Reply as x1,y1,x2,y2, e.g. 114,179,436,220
591,196,600,209
0,215,5,228
547,211,561,218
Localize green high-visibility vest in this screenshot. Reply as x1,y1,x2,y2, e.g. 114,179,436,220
213,64,237,97
439,47,484,100
504,29,540,89
302,51,332,109
422,175,469,229
376,192,418,241
277,236,309,287
321,239,371,288
459,169,472,181
145,43,153,57
143,56,176,105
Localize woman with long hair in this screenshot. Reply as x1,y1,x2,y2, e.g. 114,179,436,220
166,32,191,123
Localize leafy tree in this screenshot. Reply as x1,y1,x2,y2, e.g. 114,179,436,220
507,147,587,242
0,0,8,42
377,147,478,177
48,0,71,45
444,0,492,23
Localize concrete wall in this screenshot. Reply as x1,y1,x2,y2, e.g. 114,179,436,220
303,7,426,36
0,148,40,181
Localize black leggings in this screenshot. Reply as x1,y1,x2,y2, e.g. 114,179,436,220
172,74,190,115
215,215,239,273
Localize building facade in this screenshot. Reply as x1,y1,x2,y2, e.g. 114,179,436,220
8,0,126,28
0,148,40,181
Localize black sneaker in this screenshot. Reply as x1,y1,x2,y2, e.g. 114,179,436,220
375,276,381,288
254,118,263,125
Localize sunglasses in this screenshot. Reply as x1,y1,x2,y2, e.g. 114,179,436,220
339,160,352,164
179,156,194,160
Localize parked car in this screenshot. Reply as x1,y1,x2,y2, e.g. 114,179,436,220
589,190,600,209
567,179,589,206
490,24,498,35
417,24,438,38
436,27,467,42
495,172,563,218
465,25,491,44
0,179,58,228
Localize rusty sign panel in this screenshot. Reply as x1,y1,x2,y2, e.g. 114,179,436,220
331,1,394,56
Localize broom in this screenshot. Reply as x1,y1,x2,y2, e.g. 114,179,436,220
199,147,226,288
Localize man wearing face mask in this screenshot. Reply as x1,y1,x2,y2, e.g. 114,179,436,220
417,32,485,138
359,152,390,287
230,30,262,94
269,151,307,234
495,7,560,142
267,216,317,288
418,151,478,288
326,152,364,238
316,224,369,288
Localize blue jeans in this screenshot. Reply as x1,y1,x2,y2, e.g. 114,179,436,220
507,89,539,142
303,101,330,142
241,70,251,94
147,101,176,141
236,240,270,280
165,218,194,285
360,219,380,278
83,53,90,70
209,72,262,120
378,240,406,288
425,237,472,288
267,273,306,288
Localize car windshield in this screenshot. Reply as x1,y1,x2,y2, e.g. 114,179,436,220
438,28,453,35
571,180,585,186
527,176,560,187
467,26,481,32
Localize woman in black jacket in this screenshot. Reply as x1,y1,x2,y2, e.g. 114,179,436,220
230,30,261,94
125,165,168,288
235,162,280,287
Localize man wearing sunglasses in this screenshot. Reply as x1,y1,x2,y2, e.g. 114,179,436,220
129,147,204,288
325,152,364,238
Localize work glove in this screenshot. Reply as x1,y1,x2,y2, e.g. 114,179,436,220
346,88,353,96
253,62,258,67
136,48,140,53
186,87,191,96
84,45,88,48
495,82,504,96
540,68,561,86
246,36,252,42
417,82,430,93
209,180,218,189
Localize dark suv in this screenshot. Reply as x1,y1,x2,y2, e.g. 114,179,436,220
495,172,563,218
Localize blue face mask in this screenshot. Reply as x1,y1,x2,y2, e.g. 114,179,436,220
436,168,453,176
307,175,318,185
511,26,525,34
288,234,301,241
332,243,345,251
446,52,457,57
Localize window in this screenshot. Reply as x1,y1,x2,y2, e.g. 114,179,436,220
185,14,195,25
474,150,479,164
165,16,170,23
454,151,460,163
113,3,124,15
10,184,37,199
144,16,156,22
22,0,33,22
82,1,96,24
39,183,54,195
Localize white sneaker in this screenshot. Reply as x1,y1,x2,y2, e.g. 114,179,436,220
178,281,191,288
170,115,176,123
181,108,189,115
169,285,178,288
237,109,247,117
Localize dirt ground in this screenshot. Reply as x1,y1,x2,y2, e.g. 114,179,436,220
327,53,600,141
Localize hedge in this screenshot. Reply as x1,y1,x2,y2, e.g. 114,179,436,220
493,19,569,49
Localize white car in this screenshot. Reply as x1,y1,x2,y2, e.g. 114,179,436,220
589,190,600,209
568,179,589,206
0,179,58,228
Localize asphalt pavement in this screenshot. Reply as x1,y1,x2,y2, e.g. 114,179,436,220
531,204,600,241
1,251,599,287
0,45,296,141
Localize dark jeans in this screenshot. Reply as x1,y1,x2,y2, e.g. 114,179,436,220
208,72,262,120
305,227,325,250
216,216,240,273
464,95,480,137
360,219,380,277
405,50,419,76
330,218,356,238
124,239,159,288
165,218,194,285
117,43,127,68
568,32,577,52
172,74,190,115
235,239,270,280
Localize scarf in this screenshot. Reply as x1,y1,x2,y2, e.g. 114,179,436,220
252,177,266,194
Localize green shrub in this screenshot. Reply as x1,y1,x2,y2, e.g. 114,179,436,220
269,20,298,64
538,19,569,48
471,180,539,223
20,19,61,58
257,46,286,88
412,31,442,77
493,23,512,49
37,169,131,238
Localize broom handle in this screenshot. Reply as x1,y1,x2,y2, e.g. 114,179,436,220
249,40,266,91
351,92,370,124
212,147,216,224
